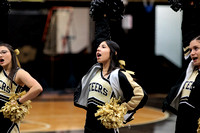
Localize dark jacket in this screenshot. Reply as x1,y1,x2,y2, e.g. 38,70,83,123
163,61,200,115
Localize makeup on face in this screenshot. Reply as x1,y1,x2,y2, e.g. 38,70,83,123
96,42,110,63
189,40,200,67
0,50,8,55
0,46,11,67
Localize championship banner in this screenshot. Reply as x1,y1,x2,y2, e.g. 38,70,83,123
43,7,90,55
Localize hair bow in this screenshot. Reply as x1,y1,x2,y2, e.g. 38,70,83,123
14,49,21,68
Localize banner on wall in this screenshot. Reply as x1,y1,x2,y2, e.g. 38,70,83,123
42,7,91,55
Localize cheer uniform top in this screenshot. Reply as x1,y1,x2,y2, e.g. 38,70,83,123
0,69,23,133
74,63,148,133
163,61,200,133
85,70,115,133
175,68,199,133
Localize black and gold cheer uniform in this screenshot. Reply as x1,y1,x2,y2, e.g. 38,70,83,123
85,70,115,133
0,69,23,133
163,61,200,133
74,63,148,133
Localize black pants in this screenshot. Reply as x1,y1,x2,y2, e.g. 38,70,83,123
84,126,116,133
175,104,199,133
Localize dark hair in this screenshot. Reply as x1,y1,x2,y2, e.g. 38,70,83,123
195,35,200,40
0,43,19,80
192,35,200,41
104,40,120,74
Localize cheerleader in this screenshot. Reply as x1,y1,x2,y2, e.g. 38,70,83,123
163,35,200,133
0,43,43,132
74,40,147,133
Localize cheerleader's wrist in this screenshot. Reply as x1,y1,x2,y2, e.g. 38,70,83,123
17,99,22,105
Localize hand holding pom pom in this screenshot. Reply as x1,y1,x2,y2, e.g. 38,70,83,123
0,91,32,123
95,97,128,129
90,0,125,21
197,118,200,133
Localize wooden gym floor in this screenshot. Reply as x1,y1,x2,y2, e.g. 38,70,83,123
20,91,170,133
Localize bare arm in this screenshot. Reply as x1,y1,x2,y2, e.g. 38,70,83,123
15,69,43,103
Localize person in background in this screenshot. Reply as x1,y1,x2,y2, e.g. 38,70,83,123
0,42,43,132
74,40,148,133
162,35,200,133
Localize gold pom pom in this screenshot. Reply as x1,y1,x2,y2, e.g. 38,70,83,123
0,91,32,123
197,118,200,133
95,97,128,129
14,49,20,55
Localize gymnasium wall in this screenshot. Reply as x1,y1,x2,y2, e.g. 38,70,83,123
3,1,183,93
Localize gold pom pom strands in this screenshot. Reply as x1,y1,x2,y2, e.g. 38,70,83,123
0,91,32,123
14,49,21,68
95,97,128,129
197,118,200,133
